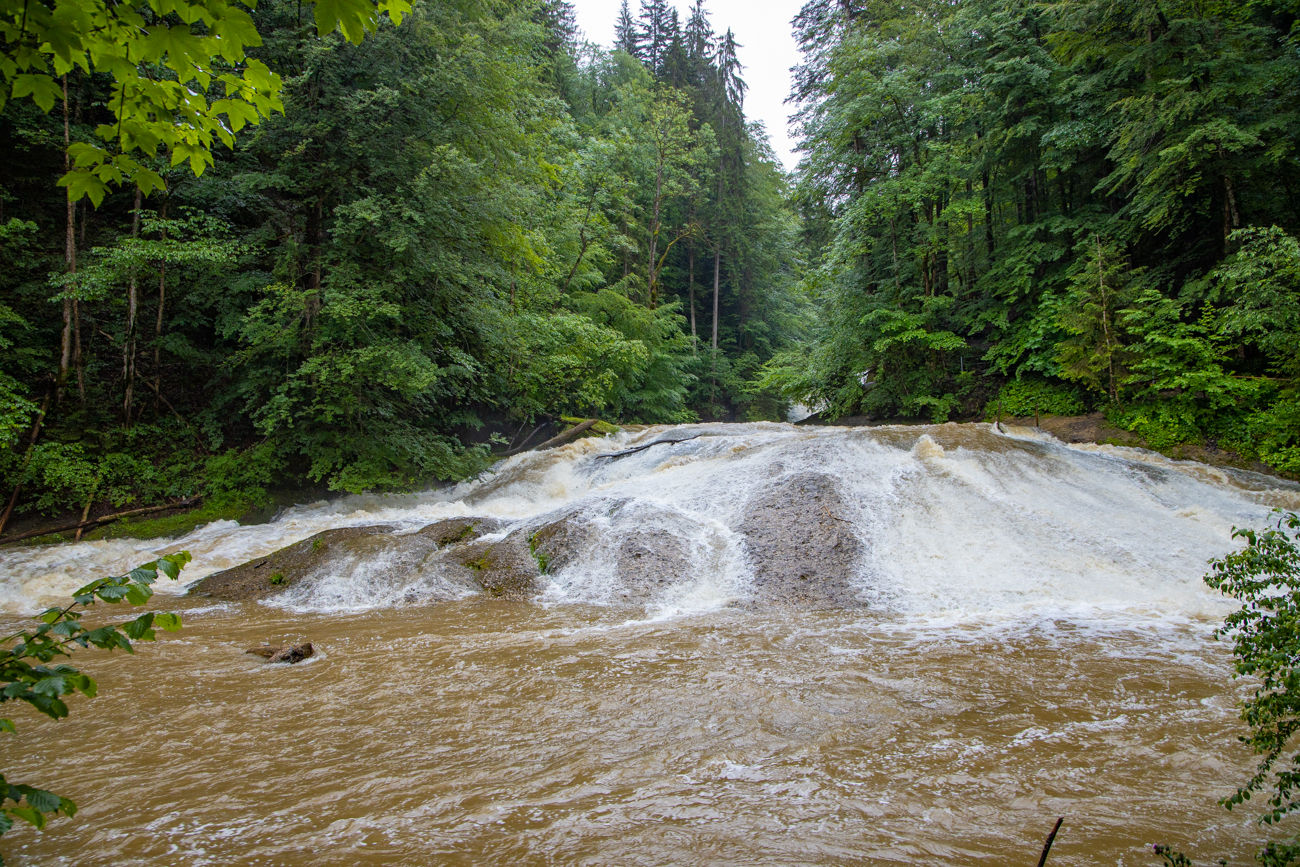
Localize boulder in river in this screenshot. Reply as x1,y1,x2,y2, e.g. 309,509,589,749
738,472,866,608
246,642,314,664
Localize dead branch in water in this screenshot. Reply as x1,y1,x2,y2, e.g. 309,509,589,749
1036,817,1064,867
593,434,702,460
0,497,203,546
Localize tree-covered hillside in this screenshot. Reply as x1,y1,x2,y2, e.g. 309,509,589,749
5,0,1300,531
771,0,1300,476
0,0,802,524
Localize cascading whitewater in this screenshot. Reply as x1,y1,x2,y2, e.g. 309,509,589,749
1,422,1292,620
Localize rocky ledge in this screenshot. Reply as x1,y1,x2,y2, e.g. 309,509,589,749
191,475,870,609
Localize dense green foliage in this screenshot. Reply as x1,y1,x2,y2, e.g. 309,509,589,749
1162,512,1300,866
0,553,187,860
775,0,1300,474
0,0,802,521
1,0,411,201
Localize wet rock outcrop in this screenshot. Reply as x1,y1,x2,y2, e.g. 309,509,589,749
192,478,868,610
439,502,695,602
533,502,694,603
738,472,865,608
445,530,541,598
191,517,504,601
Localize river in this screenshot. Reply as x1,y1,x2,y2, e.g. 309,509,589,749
0,422,1296,865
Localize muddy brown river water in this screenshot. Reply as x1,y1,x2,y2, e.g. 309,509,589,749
0,423,1297,865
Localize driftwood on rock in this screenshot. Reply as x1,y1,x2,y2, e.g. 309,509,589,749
592,434,701,460
499,418,599,457
0,497,203,546
247,642,314,664
532,418,598,451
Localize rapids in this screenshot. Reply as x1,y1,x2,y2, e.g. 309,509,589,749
0,422,1296,865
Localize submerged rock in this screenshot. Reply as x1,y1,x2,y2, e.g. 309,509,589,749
738,472,866,608
247,642,314,664
192,518,504,601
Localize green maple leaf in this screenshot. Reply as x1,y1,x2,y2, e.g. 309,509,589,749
313,0,376,44
10,73,62,112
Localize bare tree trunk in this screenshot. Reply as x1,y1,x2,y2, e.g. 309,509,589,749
73,294,84,402
711,246,720,353
688,245,697,347
1221,157,1241,250
1096,237,1119,405
123,188,143,424
647,158,664,307
153,201,169,403
982,170,995,259
58,76,75,403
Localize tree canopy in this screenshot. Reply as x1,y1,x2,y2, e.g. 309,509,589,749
0,0,802,521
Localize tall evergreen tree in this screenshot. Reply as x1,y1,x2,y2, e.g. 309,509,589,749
637,0,672,74
614,0,640,57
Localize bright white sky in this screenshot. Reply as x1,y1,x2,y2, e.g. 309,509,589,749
568,0,806,172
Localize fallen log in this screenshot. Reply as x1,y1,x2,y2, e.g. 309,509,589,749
0,497,203,546
592,434,702,460
507,418,598,456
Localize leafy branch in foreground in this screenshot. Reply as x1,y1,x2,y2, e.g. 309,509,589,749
0,552,188,858
1171,511,1300,866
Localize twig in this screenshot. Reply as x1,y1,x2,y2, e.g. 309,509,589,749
0,497,202,546
593,434,702,460
1036,817,1064,867
501,423,547,457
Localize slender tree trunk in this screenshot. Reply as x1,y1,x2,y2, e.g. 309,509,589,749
1220,145,1241,249
123,188,143,424
58,76,76,403
983,170,995,260
965,180,976,291
73,294,84,402
305,197,324,331
648,160,663,307
73,471,101,541
153,201,169,402
711,246,720,353
74,202,84,401
688,245,697,347
935,192,949,296
1097,237,1119,405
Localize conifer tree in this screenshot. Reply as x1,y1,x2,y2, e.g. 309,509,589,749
637,0,672,74
614,0,640,57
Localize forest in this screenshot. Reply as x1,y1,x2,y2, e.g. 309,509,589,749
774,0,1300,475
0,0,804,529
2,0,1299,532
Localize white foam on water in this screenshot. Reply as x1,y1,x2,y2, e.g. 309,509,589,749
0,422,1293,625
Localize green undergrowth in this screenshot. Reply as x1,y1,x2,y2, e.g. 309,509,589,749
984,378,1089,421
